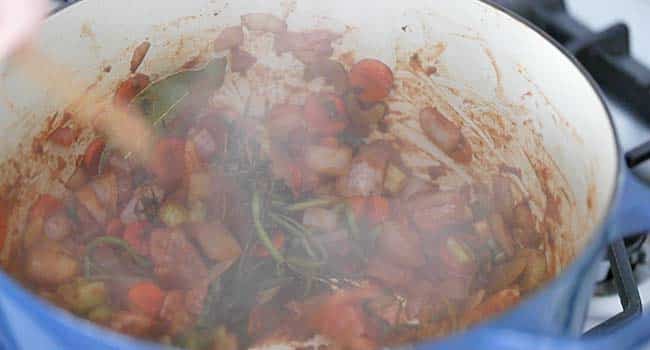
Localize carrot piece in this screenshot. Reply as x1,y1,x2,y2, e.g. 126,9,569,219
367,196,390,225
349,59,394,103
127,281,165,317
346,196,367,220
253,231,286,257
106,218,124,237
123,221,149,256
48,127,77,147
30,194,62,219
83,138,106,176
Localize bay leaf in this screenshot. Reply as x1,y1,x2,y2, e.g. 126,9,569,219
130,56,228,128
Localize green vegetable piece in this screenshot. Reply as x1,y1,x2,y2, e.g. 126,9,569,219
59,280,107,314
76,281,108,313
345,204,360,240
87,305,112,323
252,191,284,264
85,236,152,278
159,201,189,227
130,57,227,128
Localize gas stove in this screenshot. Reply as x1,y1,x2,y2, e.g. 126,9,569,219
48,0,650,341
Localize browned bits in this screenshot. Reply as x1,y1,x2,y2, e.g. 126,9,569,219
241,13,287,33
48,126,77,147
130,41,151,73
113,73,150,106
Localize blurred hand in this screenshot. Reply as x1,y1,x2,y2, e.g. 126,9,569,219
0,0,47,58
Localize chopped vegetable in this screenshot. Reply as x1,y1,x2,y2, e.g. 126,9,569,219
60,280,108,314
110,311,154,337
122,221,150,256
75,184,108,224
159,200,188,227
191,221,241,261
275,30,340,63
304,144,352,176
130,41,151,73
349,59,394,103
384,163,407,195
366,196,390,225
88,305,113,324
127,281,165,317
303,207,338,233
213,26,244,52
148,229,208,288
43,210,73,241
375,221,425,268
252,191,284,264
212,326,239,350
83,138,107,177
148,138,186,189
26,242,79,285
304,93,348,136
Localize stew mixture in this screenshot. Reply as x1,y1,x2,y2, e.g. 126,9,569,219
3,13,551,350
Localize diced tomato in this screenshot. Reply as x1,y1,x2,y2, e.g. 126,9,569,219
349,59,394,103
105,218,124,237
303,93,348,136
148,138,186,189
83,138,106,177
438,237,478,277
366,196,390,225
306,288,379,350
123,221,149,256
30,194,62,219
127,281,166,317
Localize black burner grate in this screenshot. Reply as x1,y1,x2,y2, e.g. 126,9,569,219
491,0,650,118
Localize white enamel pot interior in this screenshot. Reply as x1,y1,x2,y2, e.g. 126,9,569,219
0,0,626,349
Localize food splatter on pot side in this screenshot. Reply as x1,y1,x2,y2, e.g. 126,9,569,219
0,10,580,350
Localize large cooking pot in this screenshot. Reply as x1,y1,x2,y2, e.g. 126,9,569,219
1,0,650,349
